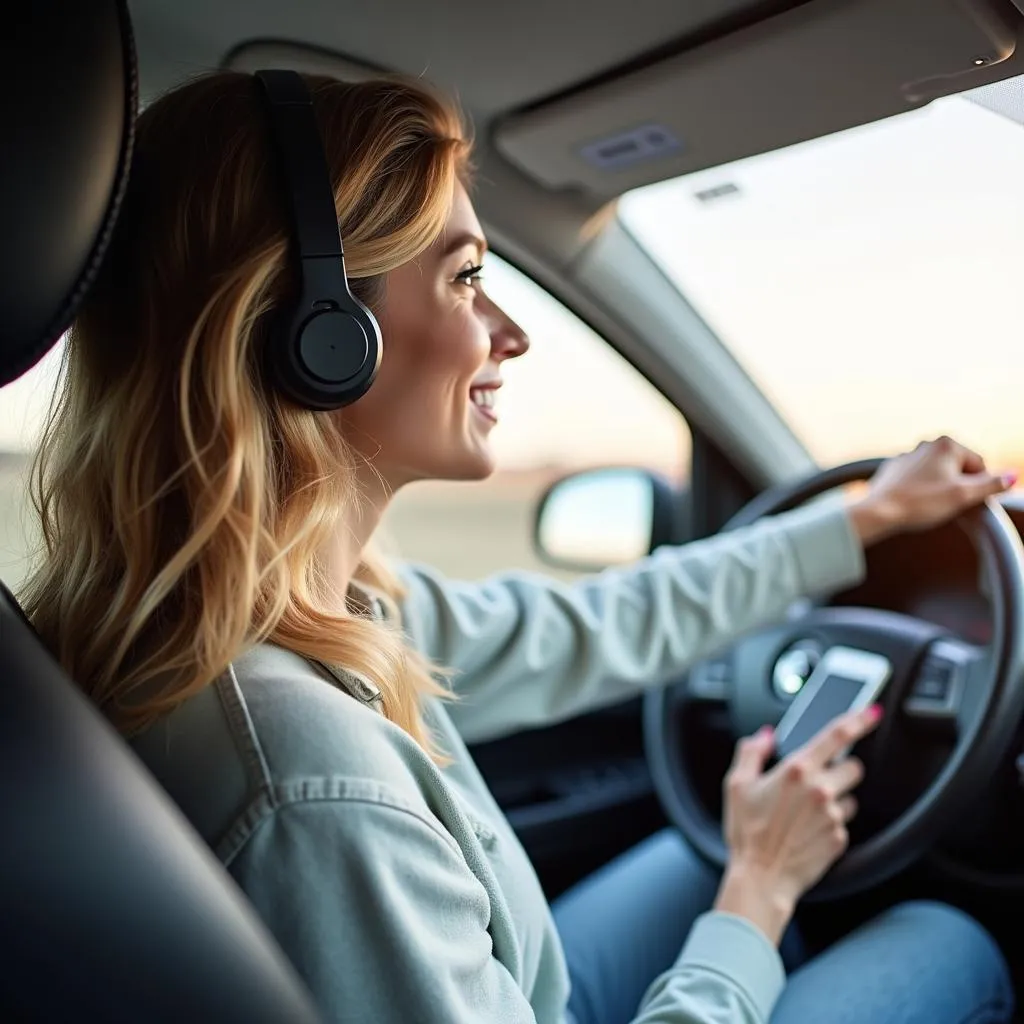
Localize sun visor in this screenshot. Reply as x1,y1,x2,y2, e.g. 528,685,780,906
493,0,1024,200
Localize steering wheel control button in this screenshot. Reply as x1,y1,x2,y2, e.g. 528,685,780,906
904,641,967,719
911,660,953,702
688,656,732,700
771,639,823,699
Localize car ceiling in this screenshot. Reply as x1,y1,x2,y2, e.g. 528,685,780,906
130,0,769,118
132,0,1024,201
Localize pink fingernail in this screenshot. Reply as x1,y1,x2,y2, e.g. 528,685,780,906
867,704,884,721
1002,472,1018,489
758,725,774,739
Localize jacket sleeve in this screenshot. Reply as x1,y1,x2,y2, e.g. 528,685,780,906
229,796,785,1024
399,498,865,744
635,912,785,1024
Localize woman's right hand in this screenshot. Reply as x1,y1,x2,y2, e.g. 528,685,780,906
713,704,883,945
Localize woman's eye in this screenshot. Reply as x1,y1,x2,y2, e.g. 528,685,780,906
454,264,484,287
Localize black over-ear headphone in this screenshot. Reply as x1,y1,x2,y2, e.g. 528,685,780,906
254,69,381,410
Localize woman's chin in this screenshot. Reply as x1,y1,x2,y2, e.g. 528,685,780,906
446,444,497,482
458,454,497,482
398,448,496,486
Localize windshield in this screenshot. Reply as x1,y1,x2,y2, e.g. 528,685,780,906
619,80,1024,470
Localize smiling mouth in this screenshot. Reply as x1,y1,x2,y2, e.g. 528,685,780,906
470,386,498,423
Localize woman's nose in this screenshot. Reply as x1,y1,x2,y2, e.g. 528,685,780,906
489,303,529,362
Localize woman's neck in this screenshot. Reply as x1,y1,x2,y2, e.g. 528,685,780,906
320,465,396,612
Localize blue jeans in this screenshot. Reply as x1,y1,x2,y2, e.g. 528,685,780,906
552,829,1013,1024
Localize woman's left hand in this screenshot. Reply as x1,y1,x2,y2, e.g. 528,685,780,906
848,436,1016,546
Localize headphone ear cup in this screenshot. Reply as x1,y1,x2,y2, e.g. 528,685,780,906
298,309,371,386
270,304,381,411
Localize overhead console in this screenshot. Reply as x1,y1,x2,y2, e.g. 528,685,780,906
493,0,1024,199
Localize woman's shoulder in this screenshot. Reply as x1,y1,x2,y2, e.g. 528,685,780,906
130,643,442,864
232,643,432,779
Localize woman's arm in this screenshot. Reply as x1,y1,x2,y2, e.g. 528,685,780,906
400,438,1010,745
400,498,864,745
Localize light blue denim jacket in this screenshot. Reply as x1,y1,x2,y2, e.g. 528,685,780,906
130,499,864,1023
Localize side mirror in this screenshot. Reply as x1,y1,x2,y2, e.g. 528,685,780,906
533,467,683,572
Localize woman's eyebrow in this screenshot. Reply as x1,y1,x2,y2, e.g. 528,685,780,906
440,232,488,260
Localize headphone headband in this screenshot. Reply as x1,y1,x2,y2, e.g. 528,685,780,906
255,69,381,410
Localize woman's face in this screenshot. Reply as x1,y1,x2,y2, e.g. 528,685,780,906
338,182,529,490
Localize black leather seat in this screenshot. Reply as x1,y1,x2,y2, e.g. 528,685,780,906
0,3,322,1020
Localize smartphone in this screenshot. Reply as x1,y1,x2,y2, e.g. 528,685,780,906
773,646,892,761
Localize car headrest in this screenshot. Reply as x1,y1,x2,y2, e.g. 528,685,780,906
0,0,137,387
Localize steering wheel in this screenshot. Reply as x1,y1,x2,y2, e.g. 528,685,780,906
644,458,1024,900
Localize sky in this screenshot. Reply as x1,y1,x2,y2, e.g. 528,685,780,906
2,87,1023,477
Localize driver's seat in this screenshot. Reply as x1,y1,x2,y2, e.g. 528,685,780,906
0,2,321,1019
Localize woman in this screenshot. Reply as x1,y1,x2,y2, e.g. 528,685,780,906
20,70,1014,1024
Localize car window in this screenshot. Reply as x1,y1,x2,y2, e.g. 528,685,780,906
0,342,62,590
619,77,1024,474
0,256,691,589
381,254,691,581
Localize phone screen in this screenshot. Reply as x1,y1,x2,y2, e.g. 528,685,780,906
775,673,866,759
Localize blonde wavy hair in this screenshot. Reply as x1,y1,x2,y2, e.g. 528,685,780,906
18,70,473,756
